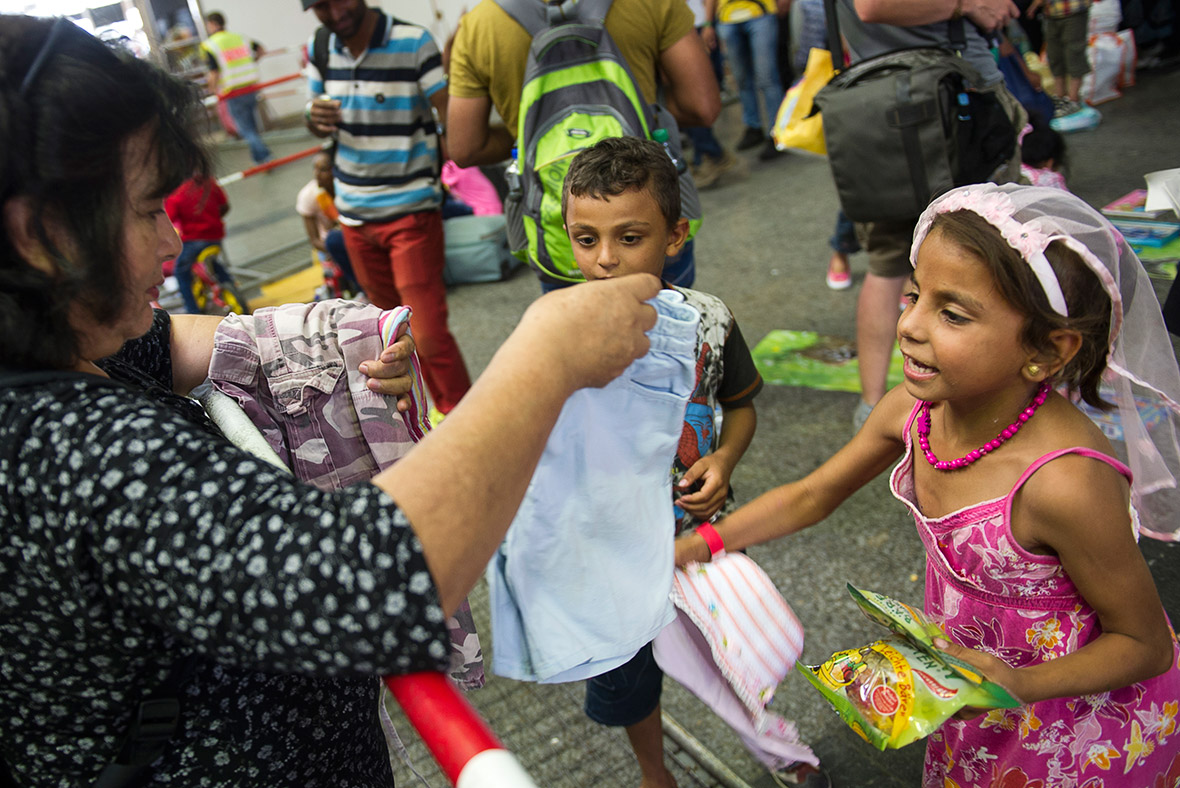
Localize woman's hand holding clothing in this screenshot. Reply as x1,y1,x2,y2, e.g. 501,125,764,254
375,274,661,613
169,312,422,409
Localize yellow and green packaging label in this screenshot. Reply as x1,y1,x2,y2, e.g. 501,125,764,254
796,584,1020,750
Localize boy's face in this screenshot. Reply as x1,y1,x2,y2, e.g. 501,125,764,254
565,188,689,281
313,155,333,190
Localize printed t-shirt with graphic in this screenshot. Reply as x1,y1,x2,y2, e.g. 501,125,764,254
669,284,763,534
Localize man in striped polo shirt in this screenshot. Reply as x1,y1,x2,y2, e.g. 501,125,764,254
304,0,471,415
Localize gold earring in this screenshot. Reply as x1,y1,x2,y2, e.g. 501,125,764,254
1027,364,1042,378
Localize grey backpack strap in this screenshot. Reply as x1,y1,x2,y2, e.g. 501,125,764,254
562,0,613,23
494,0,613,36
493,0,550,37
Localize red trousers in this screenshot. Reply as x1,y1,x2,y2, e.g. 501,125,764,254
341,211,471,413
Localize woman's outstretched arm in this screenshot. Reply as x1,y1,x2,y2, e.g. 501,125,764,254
373,275,661,613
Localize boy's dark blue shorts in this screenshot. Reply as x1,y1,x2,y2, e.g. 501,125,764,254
584,642,663,727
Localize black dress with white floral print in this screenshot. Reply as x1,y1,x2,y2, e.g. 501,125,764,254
0,311,448,787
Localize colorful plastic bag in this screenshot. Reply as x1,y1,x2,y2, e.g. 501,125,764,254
1081,30,1137,105
772,47,833,155
796,585,1020,750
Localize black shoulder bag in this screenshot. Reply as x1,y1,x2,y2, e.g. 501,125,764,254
812,0,1017,222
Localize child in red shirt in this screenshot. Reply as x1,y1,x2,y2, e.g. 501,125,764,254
164,175,235,313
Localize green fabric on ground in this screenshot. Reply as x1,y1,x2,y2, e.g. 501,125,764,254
751,330,904,393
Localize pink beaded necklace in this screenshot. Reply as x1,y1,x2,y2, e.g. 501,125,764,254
917,382,1052,471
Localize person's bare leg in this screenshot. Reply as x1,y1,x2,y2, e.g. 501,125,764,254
624,705,678,788
855,272,908,408
828,250,850,277
1067,75,1083,103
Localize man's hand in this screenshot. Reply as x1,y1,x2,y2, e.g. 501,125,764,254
360,333,417,412
701,25,718,51
307,96,342,137
964,0,1020,32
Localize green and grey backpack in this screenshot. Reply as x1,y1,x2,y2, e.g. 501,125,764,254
495,0,702,287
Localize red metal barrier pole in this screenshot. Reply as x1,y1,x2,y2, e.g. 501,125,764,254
384,672,539,787
219,72,304,102
217,144,325,186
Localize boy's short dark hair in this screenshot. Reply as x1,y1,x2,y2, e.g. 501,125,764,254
562,137,681,229
206,12,226,27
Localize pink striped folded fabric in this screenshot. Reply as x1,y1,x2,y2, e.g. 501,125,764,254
670,552,804,715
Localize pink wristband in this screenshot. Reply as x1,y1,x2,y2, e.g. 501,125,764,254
695,522,726,557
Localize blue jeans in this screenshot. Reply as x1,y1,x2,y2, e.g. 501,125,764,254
225,92,271,164
685,126,723,165
174,240,232,314
718,14,784,132
324,229,362,294
829,210,861,255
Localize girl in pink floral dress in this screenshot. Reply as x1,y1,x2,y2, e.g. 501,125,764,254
675,183,1180,787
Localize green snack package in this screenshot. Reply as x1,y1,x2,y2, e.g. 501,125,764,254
796,585,1020,750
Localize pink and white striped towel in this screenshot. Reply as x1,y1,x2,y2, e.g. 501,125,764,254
669,552,805,716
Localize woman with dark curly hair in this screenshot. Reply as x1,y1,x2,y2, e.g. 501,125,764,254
0,16,659,786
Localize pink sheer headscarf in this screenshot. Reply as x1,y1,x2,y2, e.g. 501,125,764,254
912,183,1180,541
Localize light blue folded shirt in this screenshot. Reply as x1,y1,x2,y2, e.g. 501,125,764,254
487,289,701,683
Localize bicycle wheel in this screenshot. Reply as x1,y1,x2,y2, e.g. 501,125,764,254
191,277,209,312
192,244,223,314
216,282,249,315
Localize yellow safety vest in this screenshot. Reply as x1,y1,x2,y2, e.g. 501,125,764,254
201,30,259,96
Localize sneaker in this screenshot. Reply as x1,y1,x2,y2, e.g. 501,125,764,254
693,149,749,189
1051,97,1082,118
711,149,747,178
1050,104,1101,133
691,157,722,190
759,137,785,161
826,258,852,290
771,761,832,788
711,149,750,183
736,125,765,150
